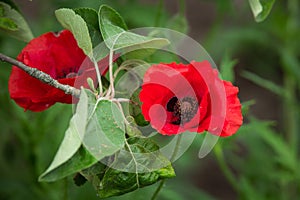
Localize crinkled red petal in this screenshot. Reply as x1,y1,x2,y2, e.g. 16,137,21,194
8,30,116,111
140,61,243,137
219,81,243,137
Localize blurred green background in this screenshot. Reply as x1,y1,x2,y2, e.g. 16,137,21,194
0,0,299,199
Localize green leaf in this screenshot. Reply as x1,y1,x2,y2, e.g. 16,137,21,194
120,38,170,60
239,177,265,199
281,49,300,83
259,126,297,172
115,32,170,52
74,7,103,47
129,89,149,126
220,53,237,82
241,118,297,173
167,14,189,34
39,146,98,182
98,4,169,52
248,0,275,22
0,0,19,12
215,0,234,15
0,5,4,16
0,17,17,30
0,2,33,42
104,29,170,52
98,4,127,41
97,137,175,198
115,59,149,93
55,8,93,57
80,135,176,198
39,89,92,182
39,91,126,182
114,60,150,126
241,70,288,98
80,161,107,187
125,120,143,137
241,100,256,116
82,100,126,159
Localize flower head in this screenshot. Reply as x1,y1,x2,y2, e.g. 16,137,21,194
9,30,111,112
139,61,243,137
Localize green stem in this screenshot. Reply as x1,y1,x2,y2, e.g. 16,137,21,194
284,0,299,153
288,0,299,22
93,58,103,96
151,134,183,200
154,0,164,26
283,75,297,151
108,48,115,98
63,178,68,200
151,179,165,200
171,134,183,162
178,0,185,16
214,143,239,191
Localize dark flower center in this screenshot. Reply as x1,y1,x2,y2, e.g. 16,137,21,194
166,96,198,125
57,66,80,79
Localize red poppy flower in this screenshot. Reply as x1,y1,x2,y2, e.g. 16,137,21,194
9,30,113,112
139,61,243,137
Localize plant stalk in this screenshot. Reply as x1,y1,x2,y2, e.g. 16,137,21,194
178,0,186,16
92,58,103,96
284,0,299,152
151,179,165,200
154,0,164,27
108,48,115,98
63,178,68,200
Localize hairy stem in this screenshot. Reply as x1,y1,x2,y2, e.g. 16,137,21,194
92,58,103,96
0,53,80,98
108,48,115,98
106,32,123,99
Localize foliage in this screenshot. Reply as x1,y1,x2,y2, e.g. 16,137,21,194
1,0,300,200
248,0,275,22
0,2,33,42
